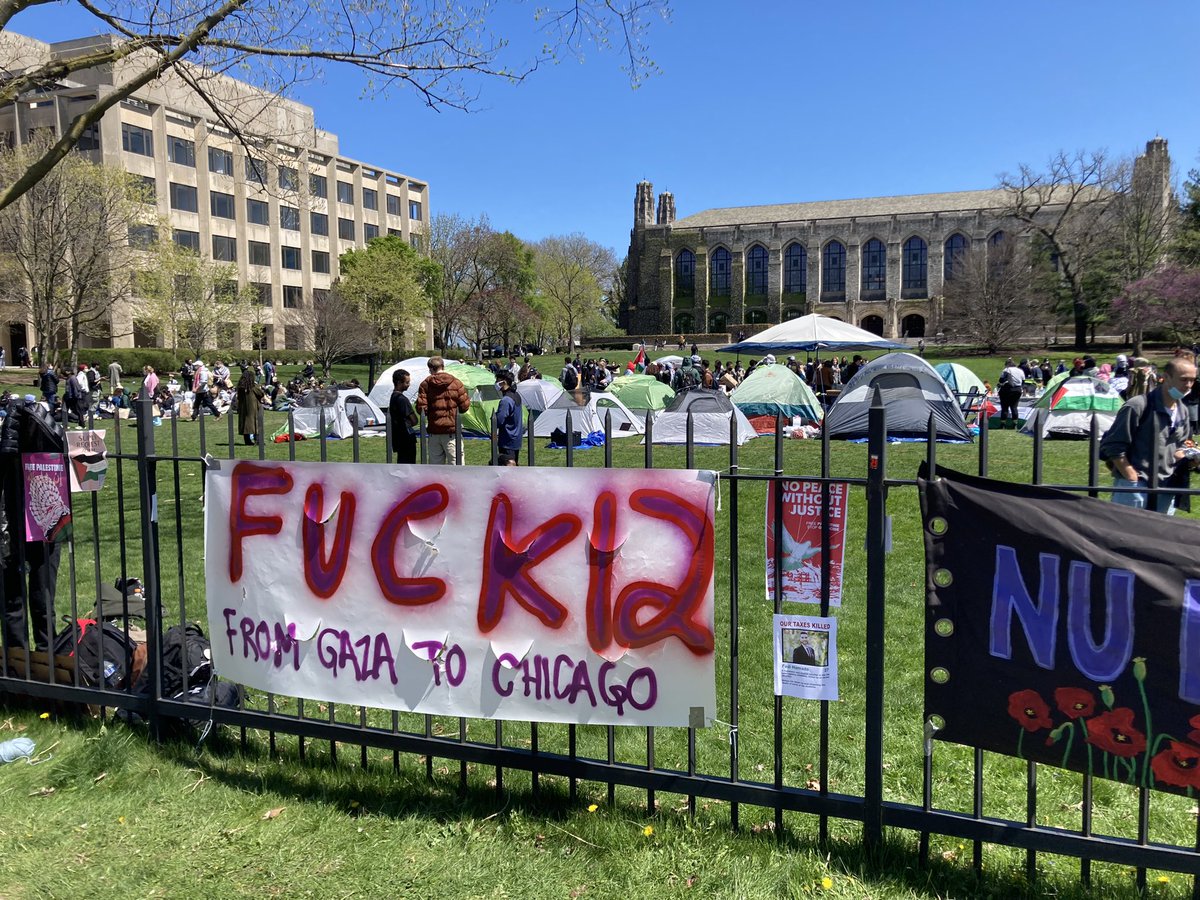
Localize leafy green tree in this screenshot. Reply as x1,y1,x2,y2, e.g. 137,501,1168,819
337,235,440,353
534,234,616,349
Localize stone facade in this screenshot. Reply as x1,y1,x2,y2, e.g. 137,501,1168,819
622,138,1173,340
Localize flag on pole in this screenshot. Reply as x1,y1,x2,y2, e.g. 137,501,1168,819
631,345,647,373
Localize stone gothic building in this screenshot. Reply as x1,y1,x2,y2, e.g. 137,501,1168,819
622,138,1172,340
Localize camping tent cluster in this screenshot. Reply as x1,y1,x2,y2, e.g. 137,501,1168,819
1018,376,1122,439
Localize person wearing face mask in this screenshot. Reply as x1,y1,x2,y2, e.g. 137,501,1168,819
493,370,523,466
1099,357,1199,514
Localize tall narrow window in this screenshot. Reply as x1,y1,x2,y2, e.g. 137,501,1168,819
822,241,846,295
675,249,695,296
861,239,886,295
784,243,807,294
745,245,768,296
944,234,969,280
902,236,927,295
710,247,731,296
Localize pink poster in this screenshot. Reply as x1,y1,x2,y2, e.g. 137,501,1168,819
22,453,72,543
766,480,849,606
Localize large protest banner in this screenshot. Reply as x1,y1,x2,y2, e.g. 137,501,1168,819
206,461,717,727
920,464,1200,796
766,480,848,606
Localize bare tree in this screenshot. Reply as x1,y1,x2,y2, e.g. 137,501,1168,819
308,287,375,377
428,212,489,351
941,237,1050,354
0,1,669,211
0,141,148,365
534,233,616,349
136,238,256,356
999,149,1127,350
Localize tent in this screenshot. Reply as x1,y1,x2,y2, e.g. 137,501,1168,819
445,364,509,436
730,363,823,424
824,353,973,441
605,373,675,412
515,379,565,412
367,356,431,408
1018,376,1122,439
718,313,905,354
291,387,386,438
934,362,987,399
532,390,645,439
650,388,758,445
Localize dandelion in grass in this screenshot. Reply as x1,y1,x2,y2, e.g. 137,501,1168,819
642,825,653,837
821,876,833,889
587,804,598,813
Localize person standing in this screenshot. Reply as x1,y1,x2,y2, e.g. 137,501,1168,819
1099,358,1198,514
235,367,264,446
108,359,123,393
560,356,579,391
73,364,91,424
416,356,469,465
190,358,221,421
141,365,159,400
388,369,418,464
494,370,523,466
997,358,1026,428
39,364,59,407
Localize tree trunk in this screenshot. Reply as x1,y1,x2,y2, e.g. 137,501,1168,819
1073,300,1089,350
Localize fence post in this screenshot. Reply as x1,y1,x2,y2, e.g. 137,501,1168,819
864,386,888,851
135,397,162,740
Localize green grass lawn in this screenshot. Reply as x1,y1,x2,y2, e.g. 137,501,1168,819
1,355,1195,898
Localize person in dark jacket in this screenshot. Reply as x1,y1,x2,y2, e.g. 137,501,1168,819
416,356,470,465
388,369,418,464
235,367,264,446
1,398,66,650
493,371,523,466
39,364,58,406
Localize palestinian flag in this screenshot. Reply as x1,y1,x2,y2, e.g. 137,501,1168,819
629,346,646,374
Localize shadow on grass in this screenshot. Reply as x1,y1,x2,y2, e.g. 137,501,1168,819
134,726,1158,900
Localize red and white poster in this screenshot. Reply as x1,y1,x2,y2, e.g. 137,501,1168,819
206,461,718,727
22,453,72,543
765,480,849,606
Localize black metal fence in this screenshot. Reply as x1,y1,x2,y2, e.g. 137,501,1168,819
2,396,1198,893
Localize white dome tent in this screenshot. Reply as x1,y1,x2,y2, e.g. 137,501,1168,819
650,388,758,446
532,390,645,439
367,357,432,408
291,387,387,438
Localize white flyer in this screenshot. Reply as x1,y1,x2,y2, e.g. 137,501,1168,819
773,614,838,701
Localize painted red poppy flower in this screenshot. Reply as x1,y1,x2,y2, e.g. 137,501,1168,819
1085,708,1146,758
1150,741,1200,790
1188,714,1200,746
1007,689,1052,732
1054,687,1095,720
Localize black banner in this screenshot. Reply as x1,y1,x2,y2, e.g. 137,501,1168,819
920,464,1200,796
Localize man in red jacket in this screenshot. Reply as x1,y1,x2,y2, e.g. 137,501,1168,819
416,356,470,465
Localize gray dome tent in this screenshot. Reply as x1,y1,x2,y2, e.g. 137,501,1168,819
824,353,973,442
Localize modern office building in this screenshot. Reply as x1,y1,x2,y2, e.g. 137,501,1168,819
623,138,1173,340
0,31,432,356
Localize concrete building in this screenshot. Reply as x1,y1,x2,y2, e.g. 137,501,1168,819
0,32,432,356
623,138,1173,341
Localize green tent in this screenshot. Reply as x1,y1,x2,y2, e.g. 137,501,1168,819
729,363,823,422
443,364,508,436
934,362,987,398
606,373,675,411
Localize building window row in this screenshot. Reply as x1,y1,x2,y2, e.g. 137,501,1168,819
671,234,990,302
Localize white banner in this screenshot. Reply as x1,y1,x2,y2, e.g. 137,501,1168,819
205,461,717,727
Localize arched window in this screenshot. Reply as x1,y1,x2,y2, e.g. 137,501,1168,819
710,247,731,296
862,239,886,296
745,245,768,296
860,315,884,336
943,234,968,280
902,236,927,295
989,230,1006,247
988,230,1009,277
746,309,768,325
901,314,926,338
822,241,846,295
783,307,804,321
673,312,694,333
784,243,807,294
675,249,695,296
709,311,728,332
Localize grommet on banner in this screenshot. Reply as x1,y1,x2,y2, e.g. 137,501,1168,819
933,618,954,637
932,567,953,587
928,516,948,535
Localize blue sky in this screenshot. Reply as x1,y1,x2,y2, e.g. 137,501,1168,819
12,1,1200,255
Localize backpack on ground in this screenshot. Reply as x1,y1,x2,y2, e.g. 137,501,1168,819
52,617,139,689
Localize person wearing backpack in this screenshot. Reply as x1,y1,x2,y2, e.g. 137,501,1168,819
559,356,579,391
